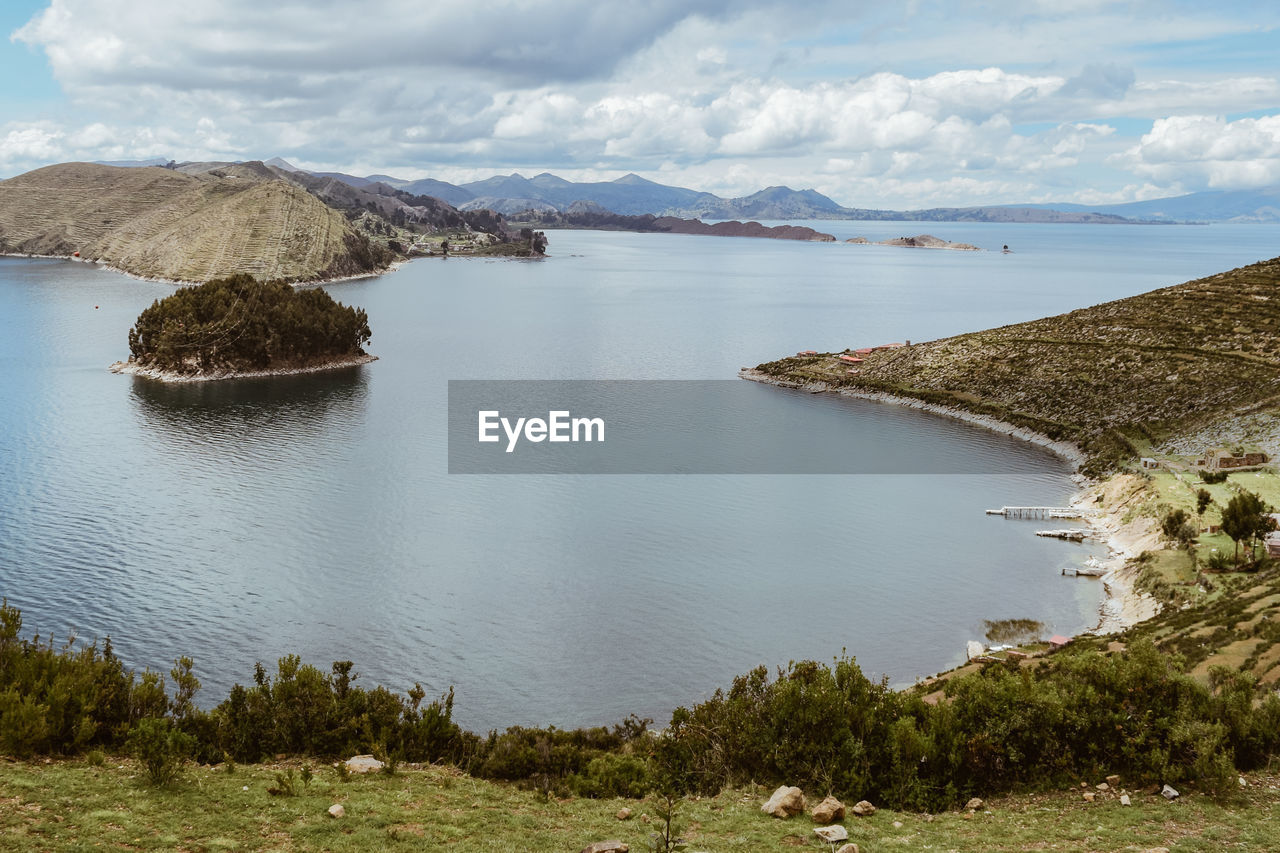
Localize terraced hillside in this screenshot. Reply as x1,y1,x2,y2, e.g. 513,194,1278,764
0,162,391,282
754,256,1280,470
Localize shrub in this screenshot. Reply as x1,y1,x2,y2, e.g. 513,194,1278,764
127,717,193,786
569,753,652,798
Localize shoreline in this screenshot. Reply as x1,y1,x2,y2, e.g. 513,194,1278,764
109,353,378,382
738,367,1086,467
739,367,1157,634
0,251,401,287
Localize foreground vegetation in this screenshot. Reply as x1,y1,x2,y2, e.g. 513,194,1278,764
4,758,1280,852
5,592,1280,818
125,274,371,374
754,256,1280,474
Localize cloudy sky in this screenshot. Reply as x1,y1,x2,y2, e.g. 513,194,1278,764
2,0,1279,207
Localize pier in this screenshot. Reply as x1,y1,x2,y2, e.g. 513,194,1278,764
984,506,1091,520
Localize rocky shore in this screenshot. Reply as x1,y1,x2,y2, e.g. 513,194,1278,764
109,353,378,382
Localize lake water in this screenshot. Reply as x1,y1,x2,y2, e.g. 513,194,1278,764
2,222,1278,731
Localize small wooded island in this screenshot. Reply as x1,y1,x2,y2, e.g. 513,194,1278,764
110,274,374,381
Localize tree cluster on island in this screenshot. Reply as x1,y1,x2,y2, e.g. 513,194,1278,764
127,274,371,375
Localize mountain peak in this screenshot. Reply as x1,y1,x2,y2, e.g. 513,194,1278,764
264,157,302,172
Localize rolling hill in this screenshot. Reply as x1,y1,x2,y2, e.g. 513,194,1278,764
0,160,540,282
0,162,392,283
751,255,1280,472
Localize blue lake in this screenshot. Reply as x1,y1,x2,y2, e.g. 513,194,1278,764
1,222,1278,731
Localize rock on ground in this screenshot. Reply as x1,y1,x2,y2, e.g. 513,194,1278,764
814,825,849,843
761,786,807,818
851,800,876,817
836,845,860,853
1161,784,1180,800
344,754,384,774
811,795,846,823
327,804,345,818
965,797,983,811
580,842,628,853
615,807,632,820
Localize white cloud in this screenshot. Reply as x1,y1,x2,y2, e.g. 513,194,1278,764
1120,114,1280,188
5,0,1280,207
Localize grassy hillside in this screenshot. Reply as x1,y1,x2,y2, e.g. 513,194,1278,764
0,163,391,283
4,759,1279,852
754,256,1280,471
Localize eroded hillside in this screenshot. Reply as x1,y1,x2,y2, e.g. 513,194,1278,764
0,162,391,282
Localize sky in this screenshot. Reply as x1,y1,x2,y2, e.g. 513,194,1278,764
2,0,1279,208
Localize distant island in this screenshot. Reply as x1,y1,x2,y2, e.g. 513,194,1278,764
848,234,980,250
110,274,374,380
0,161,544,284
508,203,835,241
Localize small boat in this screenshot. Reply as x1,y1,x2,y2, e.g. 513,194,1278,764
1062,565,1104,577
1037,529,1088,541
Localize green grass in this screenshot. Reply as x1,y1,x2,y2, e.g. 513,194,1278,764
4,759,1280,852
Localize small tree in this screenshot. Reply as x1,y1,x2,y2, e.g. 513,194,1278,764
1220,490,1272,565
1161,509,1197,548
1196,488,1212,516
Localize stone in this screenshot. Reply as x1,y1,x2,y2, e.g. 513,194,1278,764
580,843,628,853
850,800,876,817
835,845,860,853
892,820,903,828
1106,774,1121,787
761,786,806,819
1120,794,1131,806
810,796,846,823
962,811,973,820
1161,784,1179,800
615,808,632,821
1096,782,1110,792
1082,792,1095,803
1239,777,1248,788
344,754,384,774
964,797,983,811
327,803,345,818
814,825,849,843
1142,849,1170,853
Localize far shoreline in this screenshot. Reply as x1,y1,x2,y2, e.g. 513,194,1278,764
0,251,400,287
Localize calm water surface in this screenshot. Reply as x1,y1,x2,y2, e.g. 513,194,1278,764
2,223,1278,730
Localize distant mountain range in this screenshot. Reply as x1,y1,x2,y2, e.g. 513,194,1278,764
91,157,1280,223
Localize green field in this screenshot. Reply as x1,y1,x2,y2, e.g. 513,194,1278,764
4,759,1280,852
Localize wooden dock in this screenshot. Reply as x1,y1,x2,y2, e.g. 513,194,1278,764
985,506,1090,520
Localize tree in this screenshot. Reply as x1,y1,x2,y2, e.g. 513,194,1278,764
1220,490,1273,565
1161,509,1197,549
1196,488,1213,516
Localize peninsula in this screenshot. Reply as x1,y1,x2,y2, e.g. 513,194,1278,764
0,161,543,284
507,203,836,241
746,254,1280,690
748,255,1280,474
